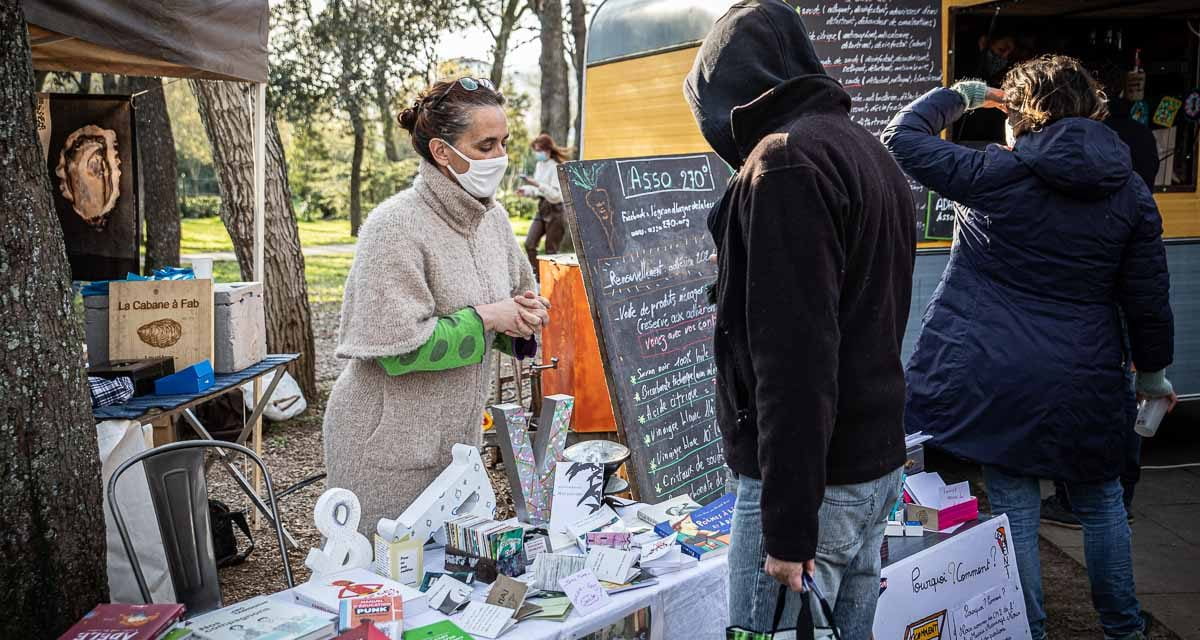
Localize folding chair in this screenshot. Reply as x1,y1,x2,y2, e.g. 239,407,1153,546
108,439,294,617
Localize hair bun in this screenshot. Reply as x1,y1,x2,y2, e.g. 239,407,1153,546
398,101,421,133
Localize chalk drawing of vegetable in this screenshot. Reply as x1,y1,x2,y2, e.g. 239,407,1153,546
567,163,616,253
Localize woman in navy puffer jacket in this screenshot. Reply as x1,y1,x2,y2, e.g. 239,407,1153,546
882,56,1174,640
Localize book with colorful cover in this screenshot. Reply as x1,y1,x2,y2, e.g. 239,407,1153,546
402,620,475,640
488,526,526,577
654,491,735,561
335,624,392,640
160,628,193,640
294,568,428,619
338,596,403,640
58,603,186,640
181,595,335,640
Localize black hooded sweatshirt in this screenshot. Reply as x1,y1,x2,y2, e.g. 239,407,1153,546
684,0,915,562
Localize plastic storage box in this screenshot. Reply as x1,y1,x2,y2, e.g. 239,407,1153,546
154,360,216,395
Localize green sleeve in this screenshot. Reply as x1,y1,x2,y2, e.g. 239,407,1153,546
378,308,486,375
493,333,514,357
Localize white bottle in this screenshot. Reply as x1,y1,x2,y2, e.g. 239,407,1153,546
1134,397,1170,437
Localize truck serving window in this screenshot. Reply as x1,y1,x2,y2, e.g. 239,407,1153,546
949,1,1199,193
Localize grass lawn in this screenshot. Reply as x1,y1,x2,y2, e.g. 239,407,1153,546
183,215,530,255
181,217,356,254
212,253,352,306
195,214,530,308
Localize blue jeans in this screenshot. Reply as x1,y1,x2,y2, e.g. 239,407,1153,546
728,467,903,638
983,466,1144,640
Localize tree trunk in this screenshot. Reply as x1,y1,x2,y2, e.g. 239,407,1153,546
375,67,401,162
490,25,512,89
489,0,524,89
569,0,587,153
128,76,181,273
348,107,366,237
0,1,109,635
190,80,319,401
537,0,571,145
77,71,91,93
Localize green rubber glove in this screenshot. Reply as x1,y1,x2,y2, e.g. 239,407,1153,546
951,81,990,111
1135,369,1174,398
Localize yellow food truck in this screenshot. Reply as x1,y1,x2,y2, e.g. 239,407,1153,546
580,0,1200,398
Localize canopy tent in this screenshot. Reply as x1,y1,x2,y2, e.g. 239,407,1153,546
23,0,270,282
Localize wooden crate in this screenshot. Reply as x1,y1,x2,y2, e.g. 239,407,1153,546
108,279,214,370
537,255,616,433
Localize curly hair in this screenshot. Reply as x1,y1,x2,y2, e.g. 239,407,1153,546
1002,55,1108,137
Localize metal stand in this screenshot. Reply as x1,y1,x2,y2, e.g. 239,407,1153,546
182,366,298,548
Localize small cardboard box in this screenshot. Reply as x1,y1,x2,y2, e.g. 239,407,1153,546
904,443,926,474
213,282,266,373
906,497,979,532
88,357,175,396
109,279,213,370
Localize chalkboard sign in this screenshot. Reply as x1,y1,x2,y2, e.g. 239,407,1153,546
797,1,946,241
558,153,734,505
925,191,955,241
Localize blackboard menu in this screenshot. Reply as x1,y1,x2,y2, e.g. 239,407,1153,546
797,1,947,241
558,153,734,505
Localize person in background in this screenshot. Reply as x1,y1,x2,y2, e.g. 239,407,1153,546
323,77,548,536
956,31,1018,143
684,1,914,635
519,133,569,277
882,55,1175,640
1041,60,1162,530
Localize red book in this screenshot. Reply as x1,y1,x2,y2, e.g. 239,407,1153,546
59,603,185,640
334,623,392,640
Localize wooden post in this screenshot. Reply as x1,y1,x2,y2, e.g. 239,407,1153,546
250,83,266,530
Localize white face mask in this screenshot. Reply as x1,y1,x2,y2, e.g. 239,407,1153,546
1005,119,1017,148
440,140,508,198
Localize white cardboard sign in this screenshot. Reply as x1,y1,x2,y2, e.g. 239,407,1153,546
873,514,1031,640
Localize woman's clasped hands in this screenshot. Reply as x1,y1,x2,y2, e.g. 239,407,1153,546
475,291,551,338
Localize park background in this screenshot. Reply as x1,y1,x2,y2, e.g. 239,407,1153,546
7,0,1198,637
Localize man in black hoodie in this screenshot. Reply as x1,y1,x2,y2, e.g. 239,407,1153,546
684,1,915,634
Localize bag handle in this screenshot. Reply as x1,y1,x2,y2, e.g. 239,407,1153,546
768,575,842,640
217,510,256,568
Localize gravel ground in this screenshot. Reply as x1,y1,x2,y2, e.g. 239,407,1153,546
206,303,1179,638
210,301,521,603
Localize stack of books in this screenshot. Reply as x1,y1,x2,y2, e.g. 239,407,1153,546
654,492,736,562
444,515,526,576
293,567,429,620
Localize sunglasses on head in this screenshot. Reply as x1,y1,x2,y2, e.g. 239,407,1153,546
430,77,496,111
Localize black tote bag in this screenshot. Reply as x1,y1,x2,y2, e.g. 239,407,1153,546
726,574,842,640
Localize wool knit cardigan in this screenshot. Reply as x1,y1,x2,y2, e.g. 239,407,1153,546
323,160,535,537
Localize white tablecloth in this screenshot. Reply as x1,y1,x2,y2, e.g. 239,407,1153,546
406,548,730,640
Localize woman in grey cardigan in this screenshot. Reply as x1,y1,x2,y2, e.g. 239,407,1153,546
324,77,547,536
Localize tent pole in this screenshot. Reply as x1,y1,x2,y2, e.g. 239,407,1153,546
253,82,265,281
252,81,267,528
